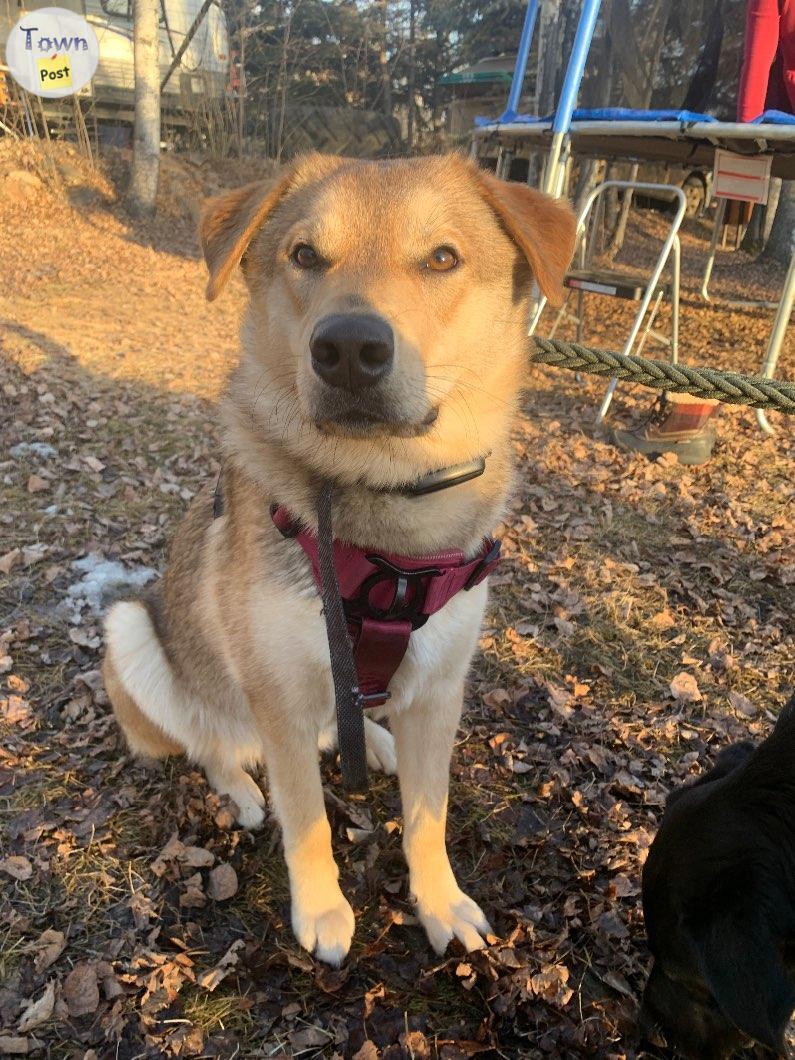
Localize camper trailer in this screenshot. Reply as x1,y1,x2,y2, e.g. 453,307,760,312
1,0,230,125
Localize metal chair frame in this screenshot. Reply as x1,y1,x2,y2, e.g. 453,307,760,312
529,179,687,422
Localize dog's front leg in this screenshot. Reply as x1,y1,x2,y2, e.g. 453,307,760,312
254,706,354,967
392,681,492,954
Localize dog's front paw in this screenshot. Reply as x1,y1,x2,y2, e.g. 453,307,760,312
291,881,355,967
412,877,492,955
364,718,397,775
205,766,266,830
318,718,397,776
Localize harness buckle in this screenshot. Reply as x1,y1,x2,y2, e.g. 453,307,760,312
463,538,502,590
270,503,301,538
355,688,392,708
345,555,441,630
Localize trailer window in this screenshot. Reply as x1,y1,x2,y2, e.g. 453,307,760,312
99,0,132,20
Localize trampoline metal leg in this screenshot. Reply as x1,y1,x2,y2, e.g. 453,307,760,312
701,198,726,302
528,294,548,336
670,235,680,364
755,250,795,435
633,291,664,359
596,378,619,422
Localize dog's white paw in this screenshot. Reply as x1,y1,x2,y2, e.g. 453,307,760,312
291,881,355,967
206,766,266,830
364,718,397,775
318,718,397,776
412,878,492,955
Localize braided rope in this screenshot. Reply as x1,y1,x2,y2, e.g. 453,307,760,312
530,337,795,414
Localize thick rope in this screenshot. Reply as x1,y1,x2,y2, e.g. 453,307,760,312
530,337,795,414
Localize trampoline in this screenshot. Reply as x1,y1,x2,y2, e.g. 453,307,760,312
470,0,794,434
472,108,795,181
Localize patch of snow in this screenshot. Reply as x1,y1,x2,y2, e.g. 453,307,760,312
10,442,58,460
67,553,157,615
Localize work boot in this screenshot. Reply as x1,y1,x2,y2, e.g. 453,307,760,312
612,392,718,466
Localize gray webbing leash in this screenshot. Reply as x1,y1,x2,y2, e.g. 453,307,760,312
316,481,369,792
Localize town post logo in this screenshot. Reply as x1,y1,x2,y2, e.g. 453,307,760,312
5,7,99,99
37,53,74,90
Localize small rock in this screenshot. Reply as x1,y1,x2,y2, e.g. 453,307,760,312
26,475,48,494
9,443,57,460
0,1036,32,1055
180,846,215,868
208,862,238,901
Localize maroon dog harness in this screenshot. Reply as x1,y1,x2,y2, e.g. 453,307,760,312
271,505,500,708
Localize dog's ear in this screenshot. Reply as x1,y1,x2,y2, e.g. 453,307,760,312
200,154,344,301
200,174,295,301
695,908,795,1052
472,169,577,306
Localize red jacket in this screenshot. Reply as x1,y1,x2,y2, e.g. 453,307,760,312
737,0,795,120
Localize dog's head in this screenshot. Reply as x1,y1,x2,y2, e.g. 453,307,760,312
200,154,575,484
641,715,795,1058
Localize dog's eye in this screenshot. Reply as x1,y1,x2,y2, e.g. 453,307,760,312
291,244,321,270
424,246,459,273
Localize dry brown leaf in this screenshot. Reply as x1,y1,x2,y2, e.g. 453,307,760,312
528,962,573,1006
32,929,66,973
669,672,702,703
0,697,31,726
546,682,574,718
728,690,757,717
62,963,100,1018
0,855,33,881
17,982,55,1033
351,1044,379,1060
197,939,244,991
179,873,206,909
0,549,22,575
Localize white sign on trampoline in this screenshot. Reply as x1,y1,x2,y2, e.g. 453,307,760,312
5,7,99,99
712,149,773,206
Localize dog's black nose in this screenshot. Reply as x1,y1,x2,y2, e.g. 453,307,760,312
310,314,394,391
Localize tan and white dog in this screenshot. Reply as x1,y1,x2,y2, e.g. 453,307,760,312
102,153,575,966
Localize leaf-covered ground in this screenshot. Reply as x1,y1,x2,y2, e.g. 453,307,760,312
1,144,793,1058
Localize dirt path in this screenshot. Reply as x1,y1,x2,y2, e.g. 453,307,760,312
1,148,793,1058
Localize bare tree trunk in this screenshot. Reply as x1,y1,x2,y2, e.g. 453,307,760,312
377,0,392,117
406,0,416,150
608,161,639,255
128,0,161,217
237,7,246,159
574,159,605,215
760,181,795,265
275,2,293,162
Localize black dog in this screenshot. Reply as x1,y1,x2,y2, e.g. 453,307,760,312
641,692,795,1058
